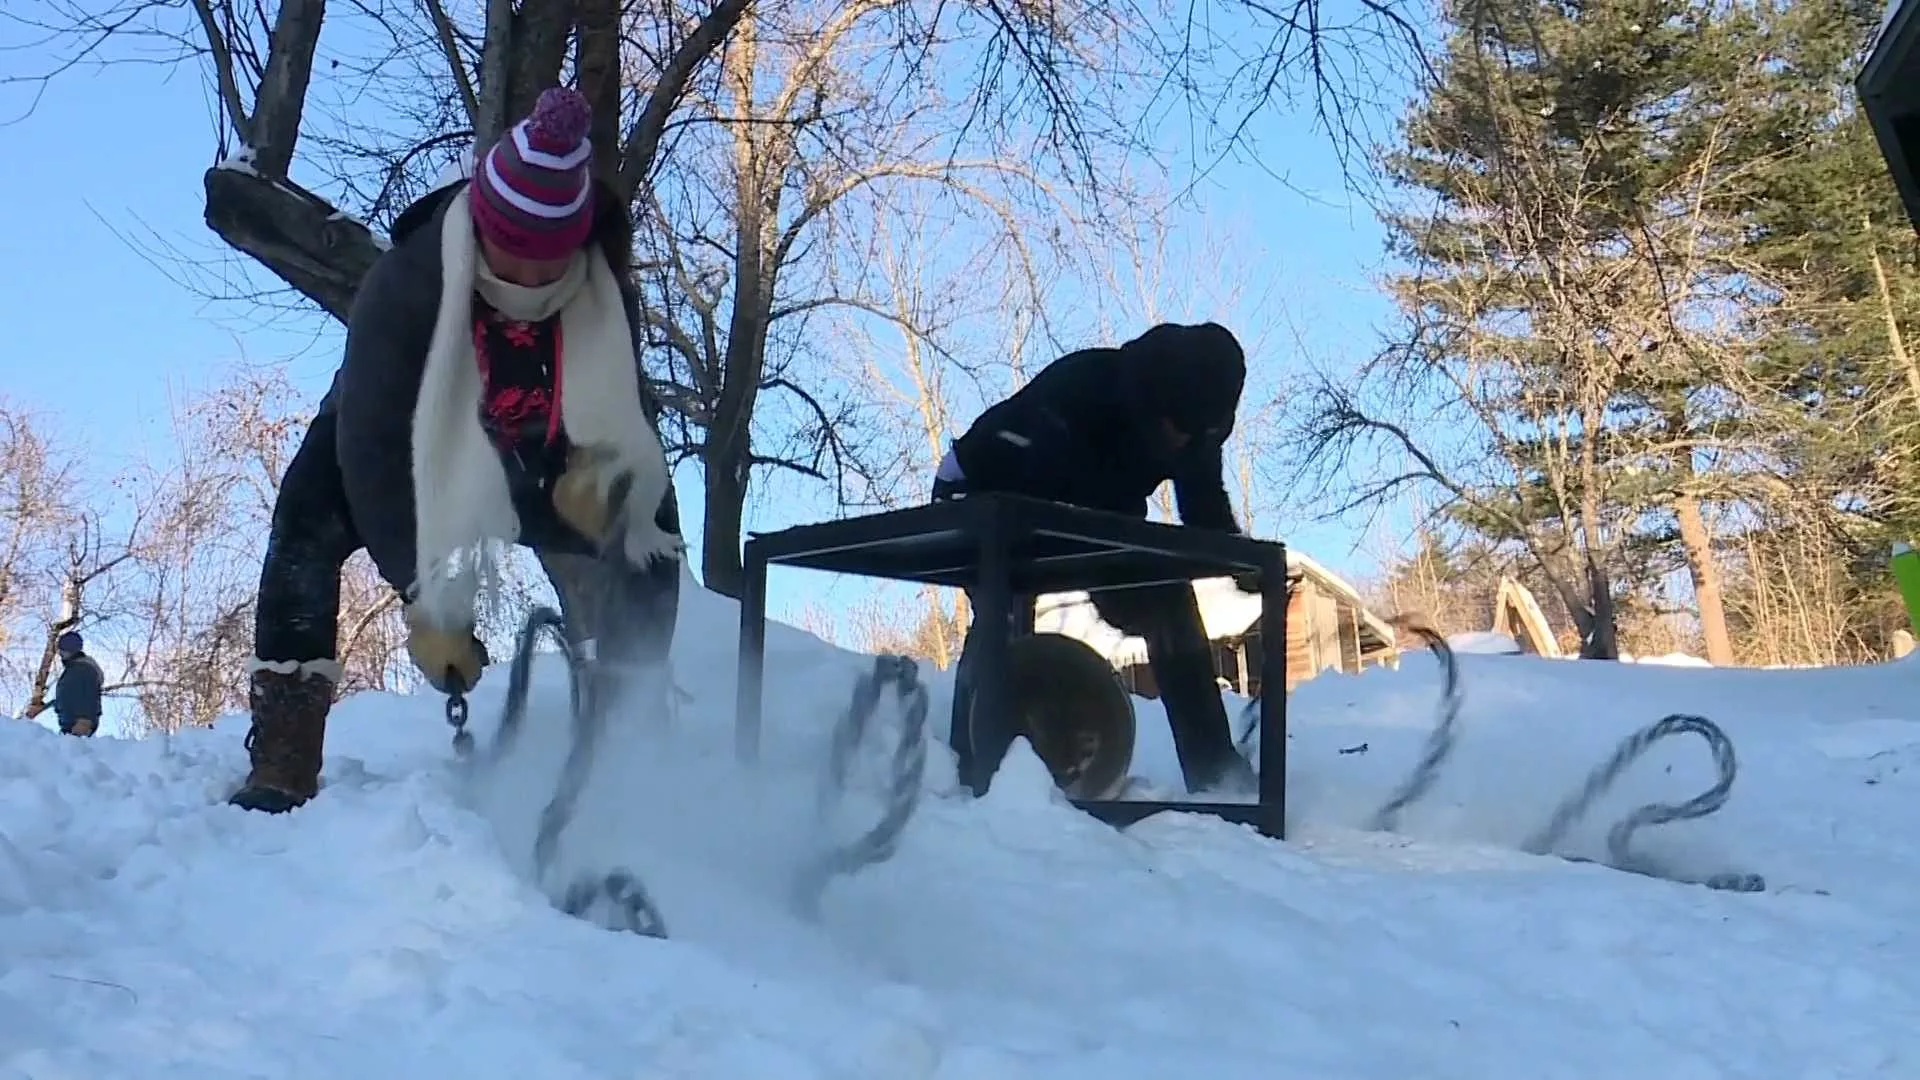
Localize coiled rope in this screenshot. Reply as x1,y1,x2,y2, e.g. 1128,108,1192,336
792,653,931,918
1238,620,1765,893
446,626,932,932
451,606,669,938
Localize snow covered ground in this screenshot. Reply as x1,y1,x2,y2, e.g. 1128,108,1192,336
5,573,1920,1078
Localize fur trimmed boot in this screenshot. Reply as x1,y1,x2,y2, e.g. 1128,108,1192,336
229,658,340,814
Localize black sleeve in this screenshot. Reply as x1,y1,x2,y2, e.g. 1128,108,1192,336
950,351,1111,497
951,399,1083,496
334,239,440,599
1172,437,1239,532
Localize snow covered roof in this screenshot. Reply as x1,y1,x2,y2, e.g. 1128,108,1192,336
1033,551,1396,668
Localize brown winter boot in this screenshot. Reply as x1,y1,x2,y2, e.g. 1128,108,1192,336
229,659,338,814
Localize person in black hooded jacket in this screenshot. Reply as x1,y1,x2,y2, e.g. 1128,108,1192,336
933,321,1255,795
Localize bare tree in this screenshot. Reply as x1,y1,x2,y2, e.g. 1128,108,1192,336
105,368,408,733
0,403,82,701
9,0,1438,625
5,0,1436,365
632,0,1102,595
824,183,1062,664
18,510,150,722
1081,208,1299,533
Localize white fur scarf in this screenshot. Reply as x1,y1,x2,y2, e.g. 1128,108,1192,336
409,186,678,631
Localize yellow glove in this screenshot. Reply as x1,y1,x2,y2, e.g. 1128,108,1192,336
403,604,488,693
552,444,624,545
553,443,684,567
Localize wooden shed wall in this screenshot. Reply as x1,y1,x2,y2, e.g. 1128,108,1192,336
1115,577,1386,698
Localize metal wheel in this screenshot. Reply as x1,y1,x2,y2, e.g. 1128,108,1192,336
977,631,1137,798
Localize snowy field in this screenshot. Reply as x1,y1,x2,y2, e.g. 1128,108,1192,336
4,571,1919,1079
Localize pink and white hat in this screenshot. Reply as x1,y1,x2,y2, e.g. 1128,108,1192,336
470,87,597,261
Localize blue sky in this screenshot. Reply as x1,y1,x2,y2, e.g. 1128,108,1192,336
0,37,1410,722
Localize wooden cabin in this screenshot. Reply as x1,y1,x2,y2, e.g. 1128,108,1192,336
1491,576,1562,657
1032,550,1398,700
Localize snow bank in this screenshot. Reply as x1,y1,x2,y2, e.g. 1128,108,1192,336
1447,630,1523,655
4,576,1920,1077
1620,650,1713,667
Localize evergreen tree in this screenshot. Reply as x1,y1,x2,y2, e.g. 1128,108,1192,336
1727,0,1920,659
1361,0,1762,659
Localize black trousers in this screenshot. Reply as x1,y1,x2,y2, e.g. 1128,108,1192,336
933,481,1240,792
255,409,681,679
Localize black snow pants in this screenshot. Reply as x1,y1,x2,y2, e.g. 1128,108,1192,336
931,479,1240,793
255,407,681,685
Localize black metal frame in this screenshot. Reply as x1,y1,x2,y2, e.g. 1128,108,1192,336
732,493,1291,839
1861,0,1920,234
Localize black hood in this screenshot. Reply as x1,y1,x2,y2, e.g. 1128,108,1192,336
1119,321,1246,438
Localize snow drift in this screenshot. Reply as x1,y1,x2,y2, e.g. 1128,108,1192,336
4,576,1920,1078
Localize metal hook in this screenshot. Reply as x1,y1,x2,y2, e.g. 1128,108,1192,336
445,668,473,756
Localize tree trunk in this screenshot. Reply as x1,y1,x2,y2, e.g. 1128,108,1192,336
505,0,577,126
697,14,769,599
248,0,327,177
1575,446,1620,660
1673,491,1734,664
1867,220,1920,414
202,168,383,324
1657,401,1734,665
24,575,83,717
573,0,623,180
1577,556,1619,660
702,440,749,597
195,0,734,322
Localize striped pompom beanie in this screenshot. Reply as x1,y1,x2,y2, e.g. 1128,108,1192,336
471,87,597,261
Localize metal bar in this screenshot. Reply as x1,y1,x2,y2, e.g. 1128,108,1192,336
1257,542,1290,839
737,492,1295,837
961,500,1014,796
1071,798,1266,830
746,499,975,560
746,494,1281,579
734,538,770,764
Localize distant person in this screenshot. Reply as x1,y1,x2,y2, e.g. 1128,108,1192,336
932,321,1255,795
50,631,103,737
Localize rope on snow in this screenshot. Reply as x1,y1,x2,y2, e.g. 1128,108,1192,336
446,621,933,933
452,605,670,938
1236,616,1765,893
792,653,930,918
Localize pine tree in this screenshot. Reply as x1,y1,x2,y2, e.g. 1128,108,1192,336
1719,0,1920,660
1366,0,1767,659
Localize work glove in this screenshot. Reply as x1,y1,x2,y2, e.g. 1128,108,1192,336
404,603,489,693
66,716,97,738
552,443,684,568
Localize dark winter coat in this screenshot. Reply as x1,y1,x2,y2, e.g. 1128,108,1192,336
320,178,673,601
947,322,1246,529
53,652,104,733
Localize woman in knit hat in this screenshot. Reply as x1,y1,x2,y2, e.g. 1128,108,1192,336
231,86,683,814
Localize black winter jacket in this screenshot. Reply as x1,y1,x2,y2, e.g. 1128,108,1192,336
318,179,672,600
948,322,1246,529
53,652,104,731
